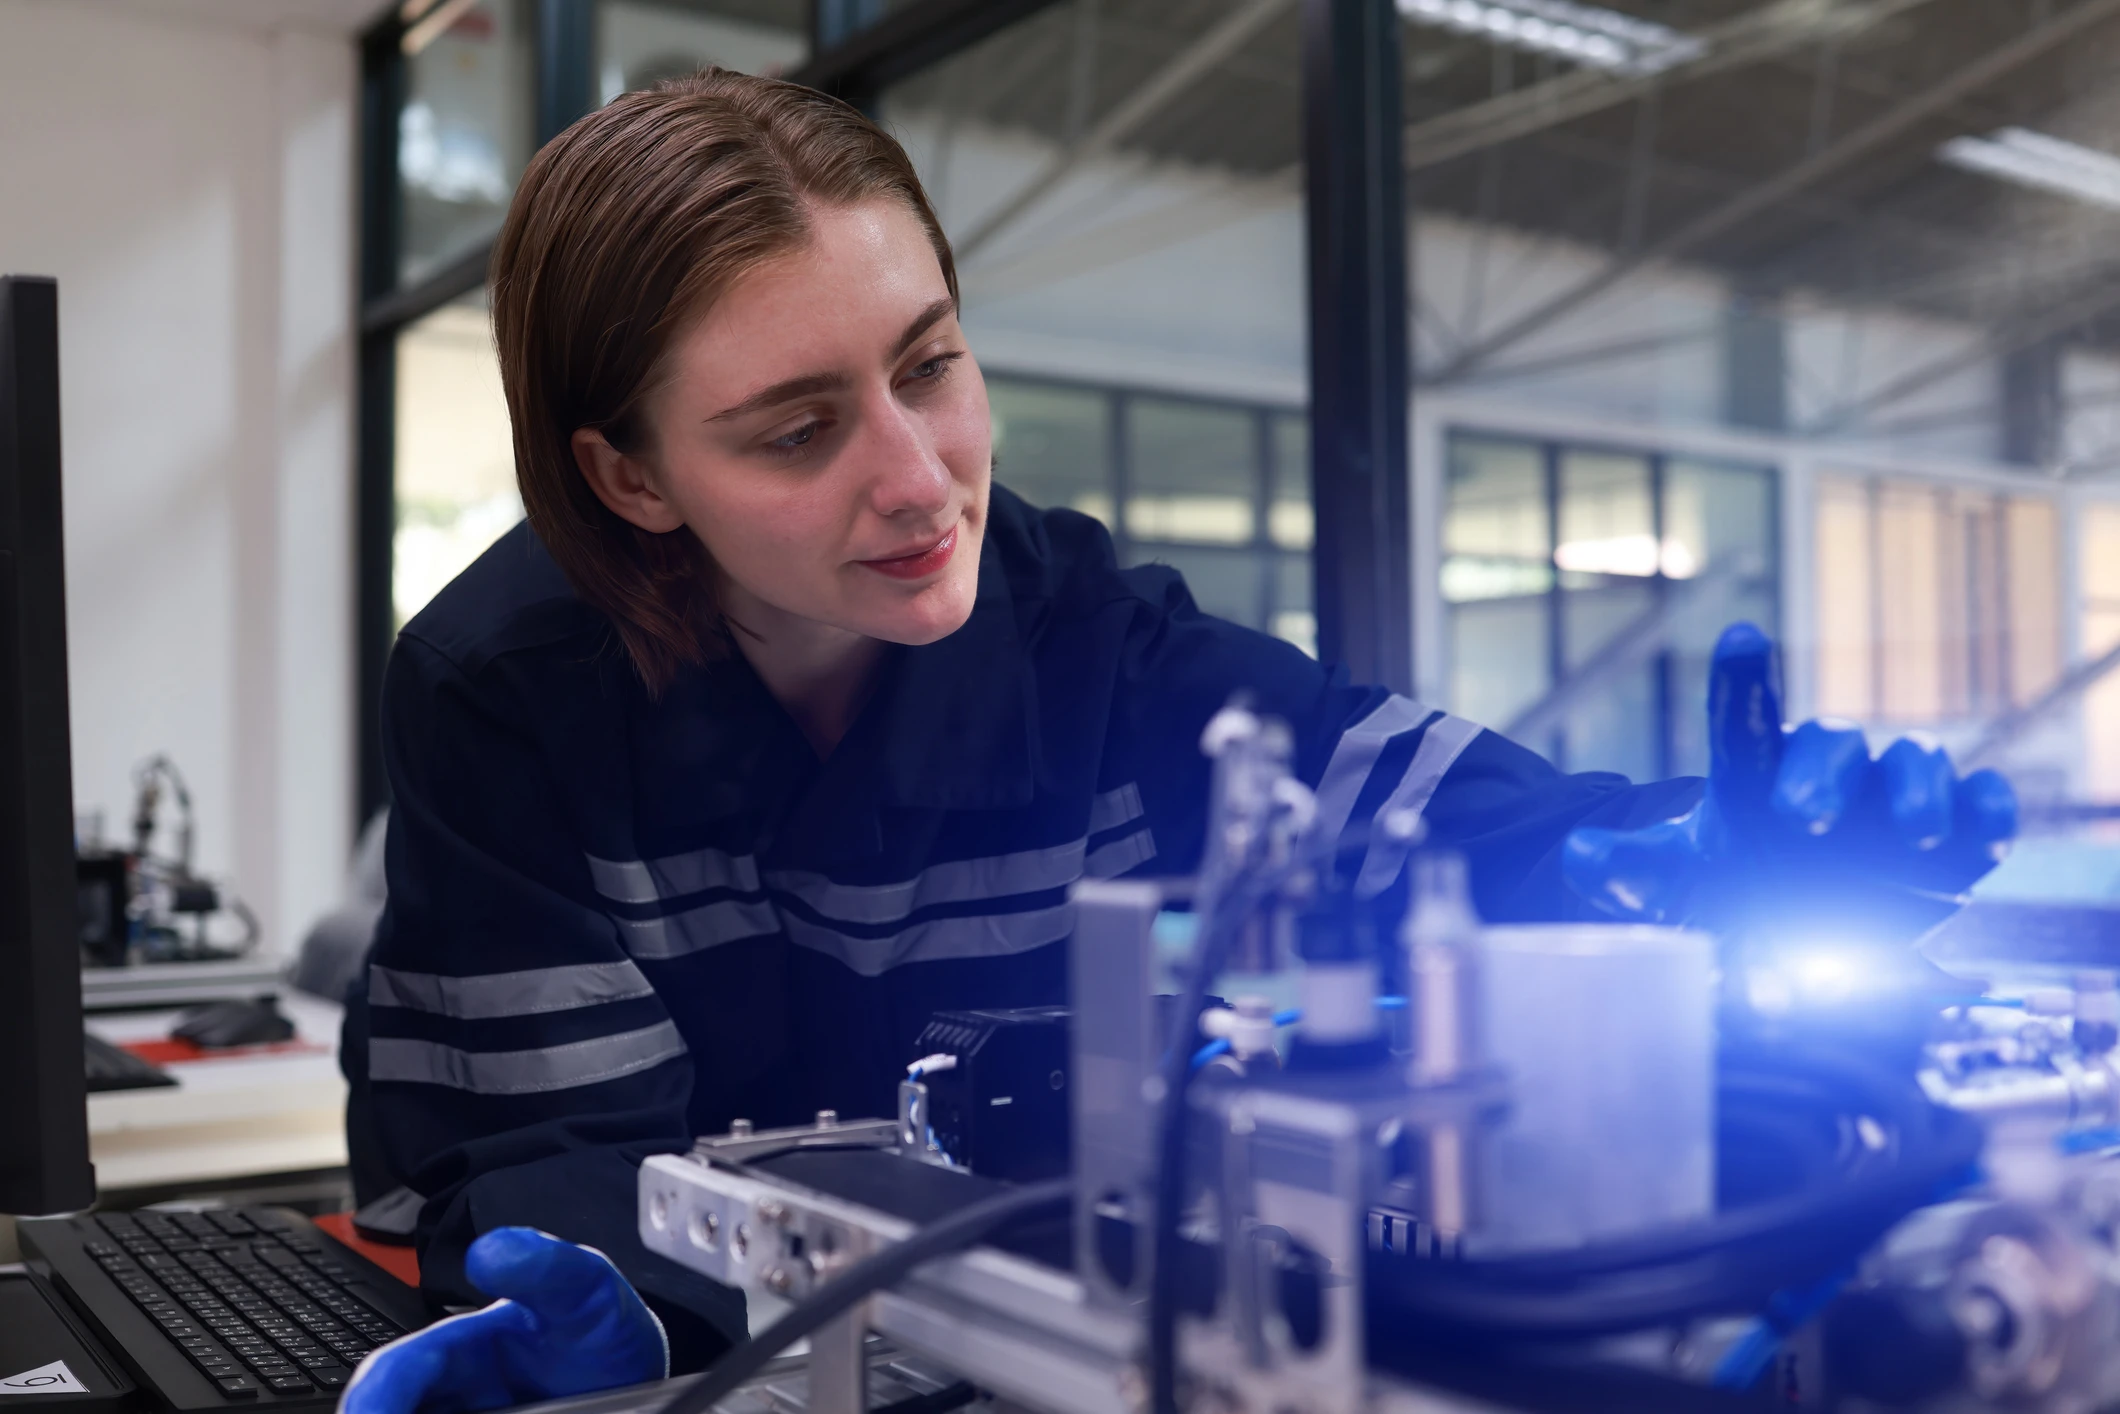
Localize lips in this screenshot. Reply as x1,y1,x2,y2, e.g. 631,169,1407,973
859,524,958,581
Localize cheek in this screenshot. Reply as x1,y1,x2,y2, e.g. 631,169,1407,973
927,382,993,488
667,461,845,572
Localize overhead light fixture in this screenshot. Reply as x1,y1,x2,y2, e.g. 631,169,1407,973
1395,0,1707,76
1937,126,2120,212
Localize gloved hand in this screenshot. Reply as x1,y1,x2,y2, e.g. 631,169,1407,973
341,1228,667,1414
1563,622,2017,945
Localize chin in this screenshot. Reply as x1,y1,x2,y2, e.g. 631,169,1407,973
876,589,977,645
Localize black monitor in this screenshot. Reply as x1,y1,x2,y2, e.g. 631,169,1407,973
0,275,94,1214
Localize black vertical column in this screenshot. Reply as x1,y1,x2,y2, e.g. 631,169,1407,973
1302,0,1412,694
356,19,407,828
538,0,599,142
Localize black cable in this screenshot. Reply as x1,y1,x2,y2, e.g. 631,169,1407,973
654,1178,1070,1414
1367,1043,1980,1340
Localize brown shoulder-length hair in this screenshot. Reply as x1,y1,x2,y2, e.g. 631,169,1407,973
489,69,958,695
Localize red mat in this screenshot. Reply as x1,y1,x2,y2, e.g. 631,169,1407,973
119,1037,328,1065
314,1213,421,1289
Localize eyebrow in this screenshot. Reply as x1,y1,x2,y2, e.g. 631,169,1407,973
704,296,960,424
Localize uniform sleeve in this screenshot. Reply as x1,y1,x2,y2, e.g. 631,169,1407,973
1114,566,1701,920
367,634,743,1358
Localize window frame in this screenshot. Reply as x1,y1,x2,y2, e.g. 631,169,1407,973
1441,425,1785,779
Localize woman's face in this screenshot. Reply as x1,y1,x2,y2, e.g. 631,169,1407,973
581,198,991,648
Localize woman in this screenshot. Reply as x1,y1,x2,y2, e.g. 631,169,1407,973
345,69,2015,1411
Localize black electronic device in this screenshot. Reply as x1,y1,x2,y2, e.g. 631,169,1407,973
175,996,296,1050
0,1271,134,1413
0,274,94,1215
75,851,130,968
83,1033,177,1093
911,1006,1071,1181
18,1206,432,1410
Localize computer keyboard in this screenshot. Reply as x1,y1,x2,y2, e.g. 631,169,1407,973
20,1206,430,1410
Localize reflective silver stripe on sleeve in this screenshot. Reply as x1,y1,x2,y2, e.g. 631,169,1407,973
586,848,760,905
780,903,1076,979
1354,714,1484,896
368,960,656,1019
1086,826,1157,879
767,836,1090,928
1311,694,1437,848
617,895,783,960
367,1020,687,1094
1087,782,1145,835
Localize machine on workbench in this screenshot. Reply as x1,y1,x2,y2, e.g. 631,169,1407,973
636,706,2120,1414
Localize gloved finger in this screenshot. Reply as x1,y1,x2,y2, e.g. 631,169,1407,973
1955,768,2019,849
1771,720,1871,836
462,1229,668,1384
463,1228,635,1317
341,1302,536,1414
1878,737,1955,850
1705,623,1785,821
1563,819,1701,922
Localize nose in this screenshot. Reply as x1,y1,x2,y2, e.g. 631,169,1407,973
855,394,952,521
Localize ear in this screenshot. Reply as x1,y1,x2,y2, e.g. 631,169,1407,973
571,428,687,534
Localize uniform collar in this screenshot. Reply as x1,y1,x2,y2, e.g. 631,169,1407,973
864,525,1037,813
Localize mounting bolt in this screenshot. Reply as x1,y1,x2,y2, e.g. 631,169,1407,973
755,1199,788,1227
762,1266,794,1295
729,1118,753,1137
815,1109,838,1128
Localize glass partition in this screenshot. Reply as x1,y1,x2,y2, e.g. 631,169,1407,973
874,0,1311,652
596,0,807,101
399,0,536,289
393,291,521,628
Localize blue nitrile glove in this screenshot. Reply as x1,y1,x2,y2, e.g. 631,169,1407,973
341,1228,667,1414
1562,623,2018,945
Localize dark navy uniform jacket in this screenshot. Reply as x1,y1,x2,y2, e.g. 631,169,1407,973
361,485,1699,1344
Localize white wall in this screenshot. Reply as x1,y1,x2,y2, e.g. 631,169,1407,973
0,0,361,955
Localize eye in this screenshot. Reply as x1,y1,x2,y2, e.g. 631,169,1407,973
906,352,963,384
769,421,822,451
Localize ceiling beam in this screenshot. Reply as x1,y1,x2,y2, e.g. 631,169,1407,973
952,0,1291,263
1420,0,2120,386
1401,0,1944,171
1802,266,2120,436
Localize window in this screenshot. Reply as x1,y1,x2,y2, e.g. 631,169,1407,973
398,0,535,289
596,1,807,103
392,292,517,630
1813,476,2062,726
988,374,1311,654
1442,432,1778,778
2084,505,2120,800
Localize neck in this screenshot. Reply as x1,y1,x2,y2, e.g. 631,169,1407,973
723,589,885,759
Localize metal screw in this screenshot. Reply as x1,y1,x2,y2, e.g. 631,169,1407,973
762,1266,793,1295
815,1109,838,1128
729,1118,753,1137
733,1223,750,1258
755,1199,788,1227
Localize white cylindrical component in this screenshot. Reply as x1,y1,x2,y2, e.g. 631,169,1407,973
1301,961,1378,1042
1474,924,1715,1253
